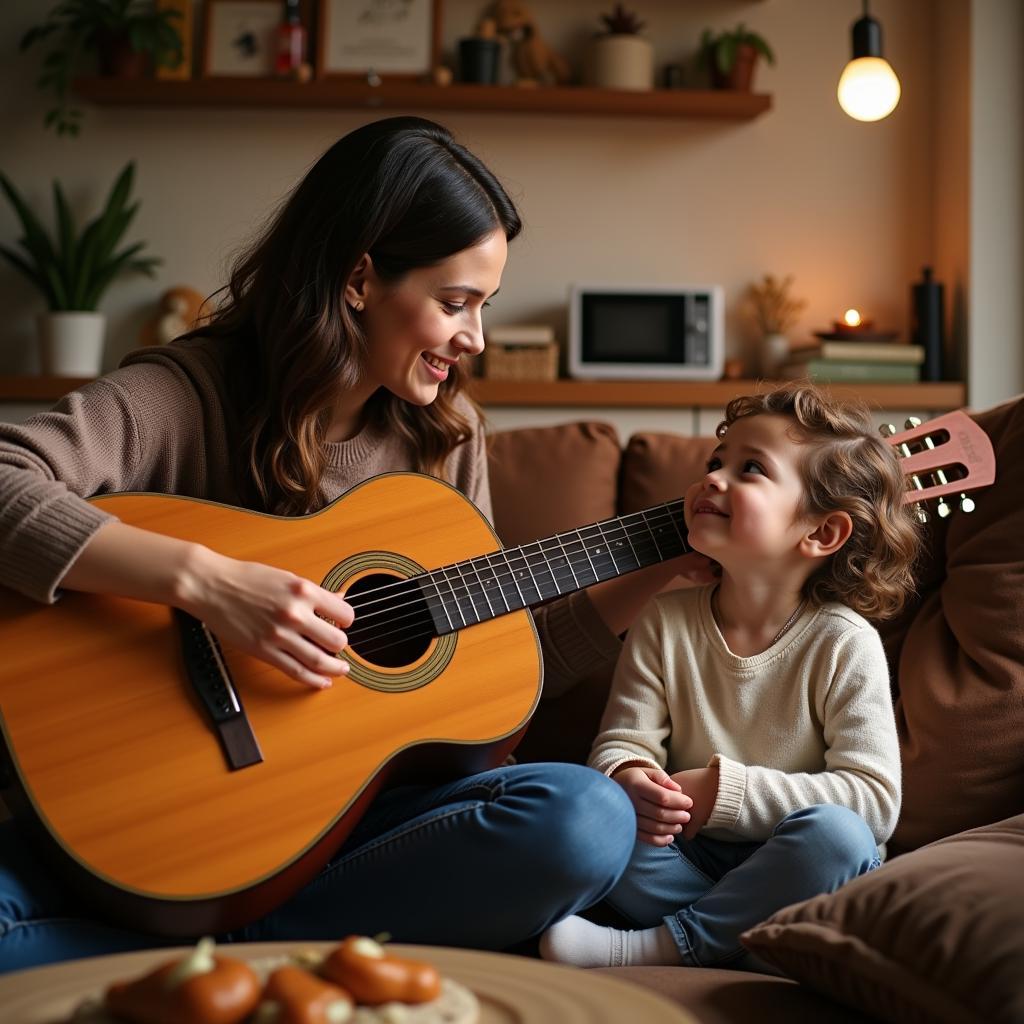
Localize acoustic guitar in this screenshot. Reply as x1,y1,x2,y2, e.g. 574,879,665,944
0,411,995,936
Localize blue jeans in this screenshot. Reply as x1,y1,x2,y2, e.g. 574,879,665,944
606,804,880,970
0,762,635,974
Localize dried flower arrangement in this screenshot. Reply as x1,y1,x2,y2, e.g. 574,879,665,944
746,274,807,335
601,4,645,35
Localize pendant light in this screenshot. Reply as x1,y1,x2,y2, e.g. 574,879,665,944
837,1,901,122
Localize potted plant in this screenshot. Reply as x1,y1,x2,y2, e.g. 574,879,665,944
587,4,653,91
20,0,184,136
0,162,161,376
745,273,807,377
697,23,775,91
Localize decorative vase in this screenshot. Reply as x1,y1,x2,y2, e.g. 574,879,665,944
587,34,654,91
37,312,106,377
760,332,790,378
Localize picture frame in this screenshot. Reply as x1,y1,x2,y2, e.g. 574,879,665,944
317,0,443,79
203,0,281,77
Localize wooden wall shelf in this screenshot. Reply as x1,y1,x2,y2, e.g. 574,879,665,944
72,77,772,121
470,379,966,410
1,377,965,411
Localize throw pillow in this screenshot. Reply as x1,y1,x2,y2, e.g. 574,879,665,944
741,814,1024,1024
890,397,1024,852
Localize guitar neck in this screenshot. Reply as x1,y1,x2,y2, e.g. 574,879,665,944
418,499,689,635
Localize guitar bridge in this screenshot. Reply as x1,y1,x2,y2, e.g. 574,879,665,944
174,609,263,771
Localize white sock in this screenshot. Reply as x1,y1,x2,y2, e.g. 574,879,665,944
539,915,684,968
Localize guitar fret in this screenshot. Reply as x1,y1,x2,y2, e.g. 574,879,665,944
485,551,521,610
523,541,559,601
554,534,582,590
438,565,467,629
467,557,496,619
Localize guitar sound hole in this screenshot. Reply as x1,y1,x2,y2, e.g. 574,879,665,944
344,573,434,668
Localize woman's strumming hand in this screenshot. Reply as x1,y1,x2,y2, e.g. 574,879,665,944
179,547,354,689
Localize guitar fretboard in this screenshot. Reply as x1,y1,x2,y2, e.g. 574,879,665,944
419,499,688,634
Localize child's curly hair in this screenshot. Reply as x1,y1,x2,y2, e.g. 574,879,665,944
717,382,922,620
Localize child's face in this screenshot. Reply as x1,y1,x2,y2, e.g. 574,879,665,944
684,413,815,571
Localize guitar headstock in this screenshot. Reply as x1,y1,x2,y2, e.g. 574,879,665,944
881,411,996,520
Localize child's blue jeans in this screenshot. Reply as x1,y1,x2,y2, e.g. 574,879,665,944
0,762,635,974
605,803,880,970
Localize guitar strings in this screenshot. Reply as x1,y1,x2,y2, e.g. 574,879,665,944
340,501,687,623
341,505,690,661
342,503,687,631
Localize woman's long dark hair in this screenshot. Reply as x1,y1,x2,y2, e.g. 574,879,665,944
186,117,521,515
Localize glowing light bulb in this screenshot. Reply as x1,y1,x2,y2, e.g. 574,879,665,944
838,57,901,122
843,309,862,327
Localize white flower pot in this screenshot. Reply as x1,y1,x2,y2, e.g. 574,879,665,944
587,35,654,91
36,312,106,377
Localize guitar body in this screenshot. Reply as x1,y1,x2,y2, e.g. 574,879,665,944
0,474,541,936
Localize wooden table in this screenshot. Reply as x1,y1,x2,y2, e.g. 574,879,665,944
0,941,702,1023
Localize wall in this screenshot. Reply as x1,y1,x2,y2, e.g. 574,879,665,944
968,0,1024,411
0,0,1004,436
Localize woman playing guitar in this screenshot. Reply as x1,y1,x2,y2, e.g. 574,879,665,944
0,117,714,972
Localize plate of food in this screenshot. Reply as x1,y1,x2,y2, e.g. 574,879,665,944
0,936,700,1024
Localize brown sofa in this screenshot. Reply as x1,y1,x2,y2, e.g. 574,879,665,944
486,398,1024,1024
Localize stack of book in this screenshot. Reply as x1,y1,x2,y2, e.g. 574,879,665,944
780,340,924,383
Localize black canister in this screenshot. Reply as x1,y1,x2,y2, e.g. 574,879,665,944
911,266,945,381
458,38,501,84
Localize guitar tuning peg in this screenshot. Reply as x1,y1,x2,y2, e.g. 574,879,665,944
959,494,976,513
913,502,930,524
879,422,897,438
904,416,922,429
937,499,953,518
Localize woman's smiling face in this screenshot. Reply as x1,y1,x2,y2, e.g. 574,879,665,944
357,229,507,406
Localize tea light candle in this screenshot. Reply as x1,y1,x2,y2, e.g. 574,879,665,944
831,308,875,336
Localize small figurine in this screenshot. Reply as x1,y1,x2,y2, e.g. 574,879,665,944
486,1,571,85
140,286,207,346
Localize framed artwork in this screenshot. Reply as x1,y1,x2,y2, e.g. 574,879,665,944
317,0,442,78
203,0,281,77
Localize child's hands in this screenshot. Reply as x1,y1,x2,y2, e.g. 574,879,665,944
670,764,720,839
611,765,693,846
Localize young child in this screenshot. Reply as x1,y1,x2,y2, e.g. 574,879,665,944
540,381,922,971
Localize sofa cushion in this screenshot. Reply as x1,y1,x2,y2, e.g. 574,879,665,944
741,814,1024,1024
487,421,621,545
617,431,716,514
891,398,1024,852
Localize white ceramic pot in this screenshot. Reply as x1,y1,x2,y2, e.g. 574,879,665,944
36,311,106,377
587,34,654,91
761,332,791,378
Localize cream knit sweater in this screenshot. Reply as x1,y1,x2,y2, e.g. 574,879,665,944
0,336,620,697
589,586,902,844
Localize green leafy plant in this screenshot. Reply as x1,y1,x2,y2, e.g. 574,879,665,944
697,23,775,76
20,0,183,136
600,4,645,35
0,162,160,312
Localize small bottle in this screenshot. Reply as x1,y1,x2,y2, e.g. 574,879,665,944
275,0,306,78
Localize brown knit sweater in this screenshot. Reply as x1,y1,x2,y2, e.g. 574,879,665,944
0,336,619,697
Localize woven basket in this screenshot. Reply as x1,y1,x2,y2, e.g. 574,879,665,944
484,341,559,381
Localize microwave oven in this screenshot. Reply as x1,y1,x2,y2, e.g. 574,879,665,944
568,283,724,380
